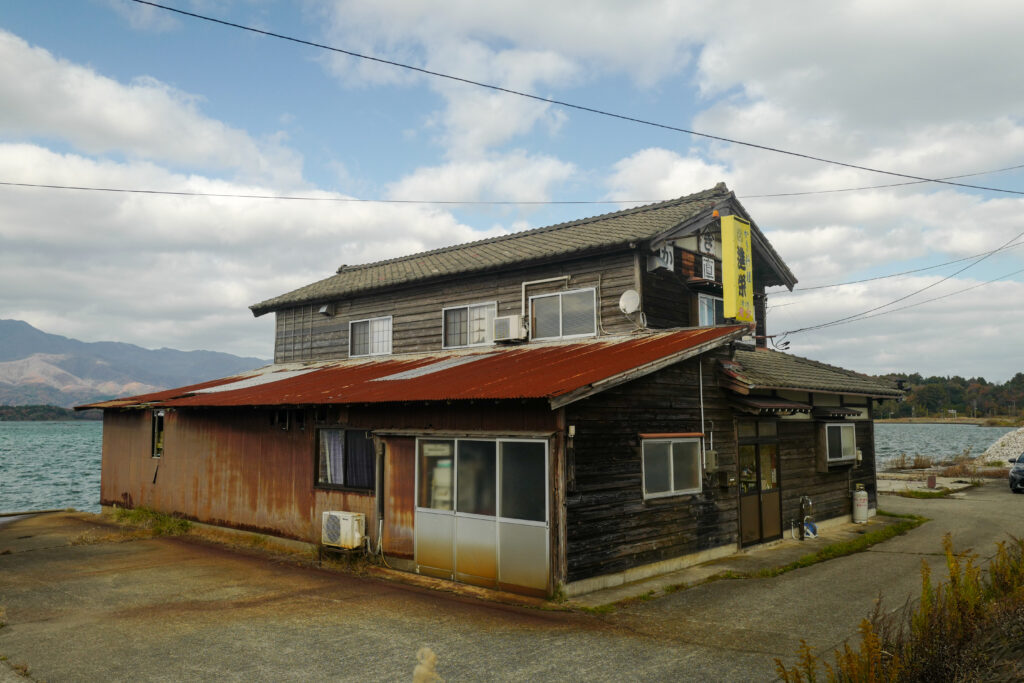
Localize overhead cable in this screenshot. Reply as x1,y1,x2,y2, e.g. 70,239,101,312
779,229,1024,337
5,159,1024,206
129,0,1024,197
779,265,1024,331
772,239,1024,295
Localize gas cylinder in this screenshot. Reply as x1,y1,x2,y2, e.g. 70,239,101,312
853,484,869,524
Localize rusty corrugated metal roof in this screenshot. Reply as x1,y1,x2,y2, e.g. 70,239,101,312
79,326,746,411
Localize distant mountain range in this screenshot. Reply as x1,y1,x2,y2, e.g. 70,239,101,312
0,319,268,408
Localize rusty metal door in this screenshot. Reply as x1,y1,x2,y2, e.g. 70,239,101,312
382,437,415,558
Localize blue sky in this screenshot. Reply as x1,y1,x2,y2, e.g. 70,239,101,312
1,0,1023,381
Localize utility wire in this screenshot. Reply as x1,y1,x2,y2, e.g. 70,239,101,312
741,163,1024,199
772,240,1024,295
130,0,1024,197
779,229,1024,337
782,265,1024,331
0,181,618,205
4,160,1024,206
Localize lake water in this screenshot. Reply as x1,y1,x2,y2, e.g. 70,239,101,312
0,420,1017,514
0,421,102,514
874,422,1016,466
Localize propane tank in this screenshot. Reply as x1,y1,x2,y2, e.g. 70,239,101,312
853,484,869,524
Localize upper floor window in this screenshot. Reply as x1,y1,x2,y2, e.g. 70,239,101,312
350,316,392,357
443,302,496,348
530,288,596,340
698,293,725,326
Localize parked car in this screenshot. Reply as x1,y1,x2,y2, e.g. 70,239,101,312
1010,454,1024,493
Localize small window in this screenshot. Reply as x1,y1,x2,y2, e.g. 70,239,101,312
642,438,702,499
529,288,596,340
317,429,376,490
825,423,857,463
698,293,725,326
350,316,392,357
442,302,496,348
151,410,165,458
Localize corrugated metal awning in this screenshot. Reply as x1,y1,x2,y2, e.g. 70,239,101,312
78,326,746,411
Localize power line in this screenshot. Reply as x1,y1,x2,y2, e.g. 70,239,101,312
130,0,1024,197
772,240,1024,295
741,163,1024,199
5,160,1024,207
0,180,621,205
780,264,1024,332
779,229,1024,337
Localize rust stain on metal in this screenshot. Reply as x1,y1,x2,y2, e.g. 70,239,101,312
83,327,745,410
382,437,415,558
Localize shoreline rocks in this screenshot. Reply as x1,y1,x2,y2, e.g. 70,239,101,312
979,426,1024,463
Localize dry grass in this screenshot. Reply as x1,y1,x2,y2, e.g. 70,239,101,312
776,534,1024,682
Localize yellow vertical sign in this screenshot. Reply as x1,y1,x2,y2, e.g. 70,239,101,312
720,215,754,323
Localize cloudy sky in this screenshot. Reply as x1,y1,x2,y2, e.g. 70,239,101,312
1,1,1022,381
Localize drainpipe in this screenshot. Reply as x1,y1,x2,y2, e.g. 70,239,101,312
521,276,571,318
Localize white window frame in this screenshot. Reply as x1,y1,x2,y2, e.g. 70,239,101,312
641,437,703,500
698,293,724,327
824,422,857,463
441,301,497,349
349,315,392,357
528,287,597,341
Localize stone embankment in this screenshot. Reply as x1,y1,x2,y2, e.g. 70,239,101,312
980,426,1024,463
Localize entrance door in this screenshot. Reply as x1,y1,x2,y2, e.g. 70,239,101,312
738,421,782,546
414,438,549,593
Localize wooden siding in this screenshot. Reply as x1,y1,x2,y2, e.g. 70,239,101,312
563,350,738,583
777,417,877,525
274,251,639,363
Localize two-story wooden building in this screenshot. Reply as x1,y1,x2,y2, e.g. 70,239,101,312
84,183,901,597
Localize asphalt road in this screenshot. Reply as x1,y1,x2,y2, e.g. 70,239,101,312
1,483,1022,682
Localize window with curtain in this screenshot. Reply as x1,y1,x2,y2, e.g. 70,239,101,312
317,428,376,490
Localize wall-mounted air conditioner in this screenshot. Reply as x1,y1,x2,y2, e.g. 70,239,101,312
322,511,365,549
493,315,526,341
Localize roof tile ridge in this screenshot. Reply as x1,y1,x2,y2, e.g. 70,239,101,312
749,347,879,380
334,183,730,274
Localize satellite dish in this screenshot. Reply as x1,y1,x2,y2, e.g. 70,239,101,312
619,289,641,315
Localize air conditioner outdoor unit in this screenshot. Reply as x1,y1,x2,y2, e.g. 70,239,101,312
493,314,526,341
322,511,365,549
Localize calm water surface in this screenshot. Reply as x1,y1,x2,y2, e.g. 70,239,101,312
874,422,1015,465
0,421,102,513
0,421,1016,514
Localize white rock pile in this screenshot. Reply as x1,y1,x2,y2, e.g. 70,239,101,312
979,426,1024,464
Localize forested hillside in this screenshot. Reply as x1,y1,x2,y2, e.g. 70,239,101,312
877,372,1024,419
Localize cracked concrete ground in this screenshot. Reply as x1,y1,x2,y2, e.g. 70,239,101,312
1,483,1022,682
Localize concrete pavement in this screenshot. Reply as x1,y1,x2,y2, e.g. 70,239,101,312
1,482,1022,681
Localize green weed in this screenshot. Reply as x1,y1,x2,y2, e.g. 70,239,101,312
111,506,191,536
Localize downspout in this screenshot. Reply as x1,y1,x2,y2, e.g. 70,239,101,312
699,359,707,466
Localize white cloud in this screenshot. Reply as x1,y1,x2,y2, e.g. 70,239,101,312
387,152,575,203
766,277,1024,381
0,144,500,357
605,148,730,203
0,29,303,186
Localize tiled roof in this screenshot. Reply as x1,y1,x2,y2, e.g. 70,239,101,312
722,348,903,398
251,184,756,316
78,326,747,411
